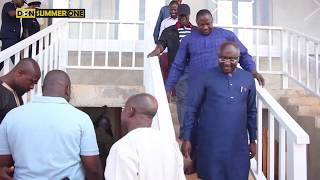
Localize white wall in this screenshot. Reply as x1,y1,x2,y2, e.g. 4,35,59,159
273,0,320,39
181,0,217,24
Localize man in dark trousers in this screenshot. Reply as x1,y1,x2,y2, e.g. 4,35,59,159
21,1,41,57
0,0,25,70
148,4,195,140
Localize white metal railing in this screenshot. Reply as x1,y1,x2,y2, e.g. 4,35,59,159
0,19,69,100
67,19,145,70
214,24,283,75
144,57,175,140
0,19,311,179
251,83,309,180
216,24,320,97
283,29,320,96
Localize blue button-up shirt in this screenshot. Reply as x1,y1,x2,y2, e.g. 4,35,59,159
165,27,256,92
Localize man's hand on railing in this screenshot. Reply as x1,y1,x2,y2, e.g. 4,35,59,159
249,141,257,159
147,45,164,58
252,70,265,87
0,167,14,180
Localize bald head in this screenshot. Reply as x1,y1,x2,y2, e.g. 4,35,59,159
219,41,240,57
126,93,158,118
121,93,158,133
12,58,41,75
42,70,71,101
2,58,41,95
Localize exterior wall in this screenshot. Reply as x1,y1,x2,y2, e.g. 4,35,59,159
182,0,213,24
273,0,320,39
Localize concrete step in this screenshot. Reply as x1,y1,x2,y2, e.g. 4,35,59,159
297,106,320,116
284,105,320,116
283,89,307,96
279,96,320,106
297,115,320,129
266,88,306,101
295,115,320,180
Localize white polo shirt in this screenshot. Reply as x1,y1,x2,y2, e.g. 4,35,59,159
105,128,185,180
0,96,99,180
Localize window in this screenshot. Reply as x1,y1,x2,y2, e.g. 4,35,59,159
217,0,253,26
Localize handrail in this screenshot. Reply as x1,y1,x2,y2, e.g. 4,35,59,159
68,19,145,24
213,24,283,30
0,20,68,63
285,28,320,42
256,83,309,144
253,81,309,180
144,57,175,140
281,28,320,97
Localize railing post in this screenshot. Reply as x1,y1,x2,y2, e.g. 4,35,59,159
60,22,69,71
268,112,275,180
281,30,289,89
278,126,286,180
315,43,319,95
287,136,308,180
257,97,263,176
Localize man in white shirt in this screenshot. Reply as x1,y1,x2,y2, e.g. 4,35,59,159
158,1,179,38
0,70,103,180
104,93,185,180
158,0,179,83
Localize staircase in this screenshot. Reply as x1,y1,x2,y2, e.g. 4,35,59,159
279,90,320,180
0,19,311,180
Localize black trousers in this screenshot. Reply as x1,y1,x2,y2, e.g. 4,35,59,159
0,38,20,71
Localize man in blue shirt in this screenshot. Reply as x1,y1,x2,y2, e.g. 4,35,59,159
153,0,182,43
0,70,103,180
182,42,257,180
0,0,24,71
165,9,265,94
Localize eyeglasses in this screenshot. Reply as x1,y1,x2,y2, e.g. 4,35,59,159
219,57,239,63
